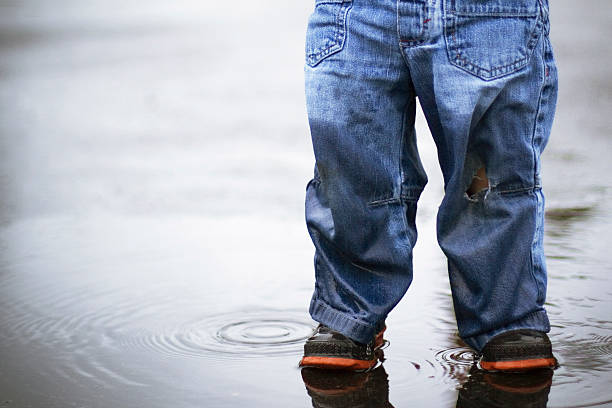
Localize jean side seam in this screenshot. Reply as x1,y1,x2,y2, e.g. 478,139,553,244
397,104,409,225
398,103,419,252
528,35,548,304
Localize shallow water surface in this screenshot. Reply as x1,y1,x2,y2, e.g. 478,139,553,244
0,1,611,407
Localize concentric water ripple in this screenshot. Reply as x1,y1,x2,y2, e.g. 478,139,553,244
434,347,475,366
431,347,476,382
120,310,315,359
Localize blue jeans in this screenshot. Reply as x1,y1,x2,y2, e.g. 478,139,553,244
304,0,557,351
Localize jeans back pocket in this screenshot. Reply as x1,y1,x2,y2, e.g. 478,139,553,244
444,0,543,80
306,0,353,68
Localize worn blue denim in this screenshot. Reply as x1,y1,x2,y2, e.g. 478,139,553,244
304,0,557,351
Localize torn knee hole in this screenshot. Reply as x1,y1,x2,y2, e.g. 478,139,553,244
467,166,489,198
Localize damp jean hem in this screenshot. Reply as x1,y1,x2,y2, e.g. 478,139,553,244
309,297,382,344
463,309,551,352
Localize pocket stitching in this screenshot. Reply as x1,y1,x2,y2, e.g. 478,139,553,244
445,8,544,80
306,1,353,67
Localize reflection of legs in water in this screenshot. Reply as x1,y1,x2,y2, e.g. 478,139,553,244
457,366,553,408
301,364,394,408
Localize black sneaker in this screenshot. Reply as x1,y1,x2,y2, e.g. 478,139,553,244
479,330,557,372
299,324,385,370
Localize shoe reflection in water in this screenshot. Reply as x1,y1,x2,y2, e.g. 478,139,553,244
301,364,393,408
457,367,554,408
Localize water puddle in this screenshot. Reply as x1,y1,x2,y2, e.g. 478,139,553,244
1,0,611,407
119,310,315,359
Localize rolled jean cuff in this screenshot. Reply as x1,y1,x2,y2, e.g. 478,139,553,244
309,297,382,344
463,310,551,352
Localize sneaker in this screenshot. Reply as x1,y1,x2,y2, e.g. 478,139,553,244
299,324,386,370
479,330,557,372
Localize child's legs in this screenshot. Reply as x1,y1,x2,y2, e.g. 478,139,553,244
305,0,426,343
405,0,558,350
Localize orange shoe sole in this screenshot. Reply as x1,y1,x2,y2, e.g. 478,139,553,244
299,356,378,370
480,357,557,372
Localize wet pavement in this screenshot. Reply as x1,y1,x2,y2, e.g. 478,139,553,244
0,1,611,407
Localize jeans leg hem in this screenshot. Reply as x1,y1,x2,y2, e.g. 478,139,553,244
462,310,551,352
309,298,378,344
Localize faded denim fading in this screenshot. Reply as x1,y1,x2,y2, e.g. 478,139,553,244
304,0,557,351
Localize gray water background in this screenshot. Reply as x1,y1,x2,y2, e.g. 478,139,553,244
0,1,611,407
